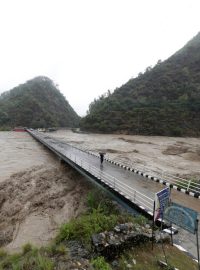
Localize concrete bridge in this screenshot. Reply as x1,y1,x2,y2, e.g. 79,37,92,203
27,129,200,260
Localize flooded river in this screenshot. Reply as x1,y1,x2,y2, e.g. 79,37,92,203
0,131,57,182
0,130,199,258
0,131,91,252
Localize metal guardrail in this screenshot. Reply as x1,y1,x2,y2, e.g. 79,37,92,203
69,152,154,212
28,130,154,213
61,142,200,195
113,157,200,194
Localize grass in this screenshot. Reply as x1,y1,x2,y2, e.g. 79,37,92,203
55,208,120,245
117,243,198,270
0,250,7,259
91,256,112,270
42,243,68,256
1,242,196,269
56,189,135,246
0,243,68,270
0,245,53,270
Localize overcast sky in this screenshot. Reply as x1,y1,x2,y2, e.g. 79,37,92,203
0,0,199,116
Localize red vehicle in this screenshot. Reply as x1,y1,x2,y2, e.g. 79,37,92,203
13,127,26,132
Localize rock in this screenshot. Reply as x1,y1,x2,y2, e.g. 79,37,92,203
155,232,170,243
145,224,151,229
100,232,106,238
111,260,119,268
119,224,129,232
114,225,121,233
67,241,91,259
91,223,152,259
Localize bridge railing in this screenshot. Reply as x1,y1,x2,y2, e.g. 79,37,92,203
157,172,200,194
67,151,154,214
54,140,200,195
29,131,154,213
103,156,200,195
66,143,200,195
34,132,200,195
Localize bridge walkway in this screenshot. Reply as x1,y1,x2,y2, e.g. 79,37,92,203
30,130,200,213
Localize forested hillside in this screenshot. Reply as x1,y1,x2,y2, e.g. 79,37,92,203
0,76,79,129
81,32,200,136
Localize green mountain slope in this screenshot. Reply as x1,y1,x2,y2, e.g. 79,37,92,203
0,76,79,129
81,32,200,136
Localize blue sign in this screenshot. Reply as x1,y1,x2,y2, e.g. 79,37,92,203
154,187,170,221
164,202,198,234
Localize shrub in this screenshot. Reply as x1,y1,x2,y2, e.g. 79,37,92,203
0,246,54,270
56,208,119,245
22,243,33,255
45,243,68,256
134,215,148,226
0,249,7,259
87,190,120,215
91,256,111,270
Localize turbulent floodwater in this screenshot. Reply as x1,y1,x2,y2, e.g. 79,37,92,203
0,131,91,252
0,131,57,182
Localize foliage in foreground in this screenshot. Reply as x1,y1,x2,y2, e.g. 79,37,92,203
56,190,134,245
56,209,118,245
0,245,54,270
91,256,111,270
117,243,198,270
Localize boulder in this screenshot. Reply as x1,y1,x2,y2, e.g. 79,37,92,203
92,223,152,259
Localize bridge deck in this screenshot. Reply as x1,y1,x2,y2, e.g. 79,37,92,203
61,142,200,212
29,130,200,212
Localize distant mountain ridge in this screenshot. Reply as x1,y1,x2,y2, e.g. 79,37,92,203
0,76,80,129
81,32,200,136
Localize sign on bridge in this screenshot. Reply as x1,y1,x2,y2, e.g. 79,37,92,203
154,187,170,221
164,202,198,234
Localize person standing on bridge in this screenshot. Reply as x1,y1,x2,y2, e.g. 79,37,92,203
99,152,105,165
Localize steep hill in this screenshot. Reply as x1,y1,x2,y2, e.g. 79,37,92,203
0,76,80,129
81,32,200,136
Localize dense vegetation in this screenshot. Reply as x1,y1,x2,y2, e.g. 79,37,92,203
81,32,200,136
0,76,79,129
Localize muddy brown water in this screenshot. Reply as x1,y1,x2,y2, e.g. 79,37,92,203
0,131,91,252
0,131,57,182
